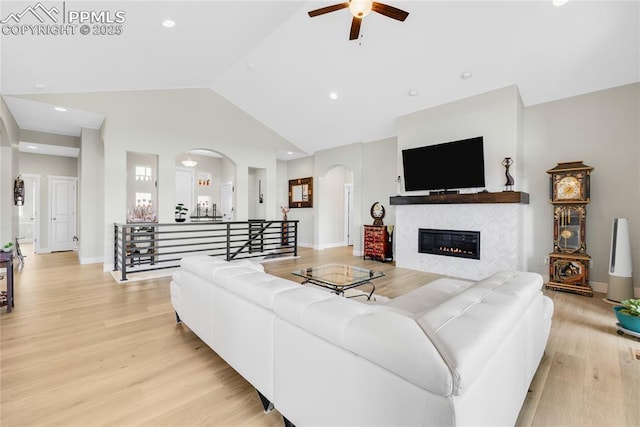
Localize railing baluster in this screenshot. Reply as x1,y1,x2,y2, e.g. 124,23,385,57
226,223,232,261
121,225,128,281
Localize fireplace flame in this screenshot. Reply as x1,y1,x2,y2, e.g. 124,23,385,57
439,246,474,256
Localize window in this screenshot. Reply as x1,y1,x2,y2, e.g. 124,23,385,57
135,166,152,181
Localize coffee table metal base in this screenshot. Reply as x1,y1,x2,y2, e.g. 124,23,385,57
291,264,384,301
300,278,376,300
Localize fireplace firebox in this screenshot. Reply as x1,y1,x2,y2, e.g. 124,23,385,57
419,228,480,260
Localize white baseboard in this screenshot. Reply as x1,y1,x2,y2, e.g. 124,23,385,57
38,247,51,254
316,242,348,250
80,256,103,265
298,242,314,248
103,263,114,272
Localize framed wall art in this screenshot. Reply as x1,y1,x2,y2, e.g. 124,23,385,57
288,177,313,208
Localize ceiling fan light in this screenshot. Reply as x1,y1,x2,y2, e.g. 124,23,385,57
349,0,373,18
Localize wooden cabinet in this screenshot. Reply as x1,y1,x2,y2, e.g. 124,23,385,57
363,225,393,262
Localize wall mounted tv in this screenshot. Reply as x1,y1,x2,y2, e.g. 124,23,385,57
402,136,485,192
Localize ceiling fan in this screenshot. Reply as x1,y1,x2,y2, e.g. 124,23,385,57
308,0,409,40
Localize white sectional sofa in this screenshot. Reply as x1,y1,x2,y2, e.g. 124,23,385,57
170,255,554,427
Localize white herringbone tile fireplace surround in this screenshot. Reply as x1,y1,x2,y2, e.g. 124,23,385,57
395,203,524,281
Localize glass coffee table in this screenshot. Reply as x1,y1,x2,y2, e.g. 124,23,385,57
292,263,384,300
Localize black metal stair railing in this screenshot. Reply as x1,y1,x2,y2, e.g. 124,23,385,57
113,220,298,281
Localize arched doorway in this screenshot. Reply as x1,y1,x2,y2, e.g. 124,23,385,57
174,149,236,221
317,165,354,249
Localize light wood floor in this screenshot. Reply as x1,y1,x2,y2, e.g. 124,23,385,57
1,246,638,426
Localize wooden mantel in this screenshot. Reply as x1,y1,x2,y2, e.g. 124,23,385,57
389,191,529,205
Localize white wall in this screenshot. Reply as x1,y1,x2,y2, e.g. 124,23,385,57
276,159,288,217
314,143,363,253
362,137,398,229
78,127,104,263
287,156,314,247
248,167,266,219
19,88,294,270
0,99,20,248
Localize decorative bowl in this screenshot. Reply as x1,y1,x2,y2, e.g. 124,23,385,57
614,305,640,333
175,218,186,223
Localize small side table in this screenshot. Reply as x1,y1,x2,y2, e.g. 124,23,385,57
0,251,14,313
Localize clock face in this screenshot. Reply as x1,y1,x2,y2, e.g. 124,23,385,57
371,202,385,218
557,176,581,200
370,202,385,225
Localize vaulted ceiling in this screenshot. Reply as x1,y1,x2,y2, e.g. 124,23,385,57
2,1,638,157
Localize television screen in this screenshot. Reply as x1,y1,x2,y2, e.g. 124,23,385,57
402,136,485,191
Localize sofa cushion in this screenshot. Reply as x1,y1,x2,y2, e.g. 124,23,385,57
226,272,300,309
385,277,474,316
180,255,264,281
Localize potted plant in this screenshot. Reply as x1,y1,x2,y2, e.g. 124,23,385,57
175,204,188,222
2,242,13,252
614,298,640,333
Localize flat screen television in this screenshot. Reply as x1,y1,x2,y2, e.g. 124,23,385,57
402,136,485,192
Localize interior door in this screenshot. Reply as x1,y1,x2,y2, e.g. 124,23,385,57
220,182,233,221
175,168,194,214
50,177,77,252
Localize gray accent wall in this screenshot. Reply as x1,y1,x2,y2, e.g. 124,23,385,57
524,82,639,293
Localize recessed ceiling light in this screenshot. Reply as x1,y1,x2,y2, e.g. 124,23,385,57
408,90,418,97
162,19,175,28
552,0,568,6
287,151,293,155
54,107,67,112
329,92,338,100
461,71,473,80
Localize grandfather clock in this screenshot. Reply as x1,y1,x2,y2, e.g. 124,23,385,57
546,161,594,296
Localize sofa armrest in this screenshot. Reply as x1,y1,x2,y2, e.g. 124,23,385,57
416,271,546,395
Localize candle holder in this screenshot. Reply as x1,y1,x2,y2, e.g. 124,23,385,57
502,157,514,192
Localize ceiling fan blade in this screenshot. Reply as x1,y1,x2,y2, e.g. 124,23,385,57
349,17,362,40
371,2,409,21
308,2,349,17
